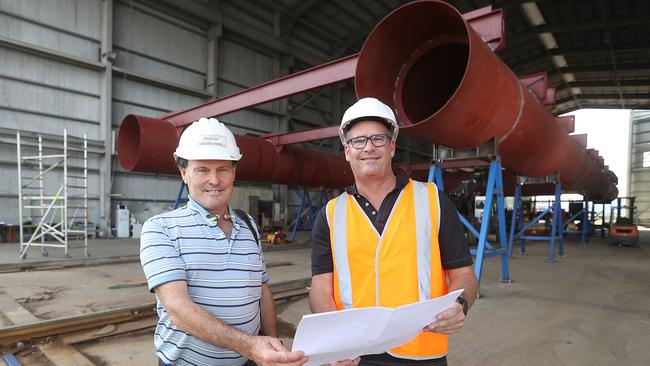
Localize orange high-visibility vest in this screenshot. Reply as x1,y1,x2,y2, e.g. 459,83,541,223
326,179,448,359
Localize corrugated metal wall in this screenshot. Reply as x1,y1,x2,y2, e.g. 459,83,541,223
629,110,650,226
0,0,104,228
0,0,356,233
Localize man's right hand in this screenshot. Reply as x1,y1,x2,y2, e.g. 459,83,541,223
330,357,361,366
245,335,308,366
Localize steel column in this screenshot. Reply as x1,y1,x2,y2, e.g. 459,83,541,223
548,182,564,262
507,183,522,257
99,0,114,236
580,195,590,246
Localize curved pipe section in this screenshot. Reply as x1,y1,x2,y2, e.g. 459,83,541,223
116,114,353,189
356,0,616,201
356,0,566,176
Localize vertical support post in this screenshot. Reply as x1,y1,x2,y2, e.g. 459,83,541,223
16,133,23,252
601,202,606,237
556,183,564,257
590,202,596,230
83,134,89,258
63,129,69,257
277,52,294,231
99,0,114,237
428,160,445,191
508,183,522,257
580,195,589,246
173,183,186,209
548,181,562,262
38,135,45,250
518,189,526,254
291,191,309,242
207,19,222,98
494,158,510,282
474,160,496,286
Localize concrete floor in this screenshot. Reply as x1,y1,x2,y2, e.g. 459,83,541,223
1,230,648,366
449,230,650,366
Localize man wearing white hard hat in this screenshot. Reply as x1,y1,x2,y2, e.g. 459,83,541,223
140,118,307,366
309,98,478,366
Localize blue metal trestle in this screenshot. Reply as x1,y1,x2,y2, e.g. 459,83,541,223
430,157,510,289
508,181,565,262
290,190,329,241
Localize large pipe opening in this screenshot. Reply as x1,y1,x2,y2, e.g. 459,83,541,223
398,41,469,124
116,115,141,172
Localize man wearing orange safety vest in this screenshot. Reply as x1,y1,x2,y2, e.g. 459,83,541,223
309,98,479,366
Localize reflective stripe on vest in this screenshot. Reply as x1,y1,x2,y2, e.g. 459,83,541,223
326,179,448,359
328,193,353,309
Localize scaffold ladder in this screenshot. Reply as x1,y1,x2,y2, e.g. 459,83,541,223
16,129,89,259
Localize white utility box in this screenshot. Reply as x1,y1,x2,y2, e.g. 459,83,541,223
116,204,130,238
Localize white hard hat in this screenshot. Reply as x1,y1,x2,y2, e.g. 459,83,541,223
174,118,242,161
339,97,399,144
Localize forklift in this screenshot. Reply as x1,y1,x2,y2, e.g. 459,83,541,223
608,197,639,246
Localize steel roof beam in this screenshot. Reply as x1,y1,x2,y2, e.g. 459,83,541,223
547,62,650,75
555,93,650,105
565,79,650,88
500,13,650,58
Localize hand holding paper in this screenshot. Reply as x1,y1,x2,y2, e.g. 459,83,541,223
291,289,464,366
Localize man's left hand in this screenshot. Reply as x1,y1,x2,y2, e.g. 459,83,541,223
423,301,465,334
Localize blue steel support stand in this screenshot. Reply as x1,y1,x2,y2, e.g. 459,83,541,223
507,183,524,256
601,203,606,238
430,157,510,289
173,183,187,209
2,353,21,366
508,180,564,262
580,196,590,245
290,191,328,242
590,203,595,236
563,196,590,246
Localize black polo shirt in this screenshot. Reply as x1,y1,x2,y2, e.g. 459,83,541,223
311,174,472,276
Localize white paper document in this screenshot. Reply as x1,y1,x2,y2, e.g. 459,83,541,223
291,289,464,366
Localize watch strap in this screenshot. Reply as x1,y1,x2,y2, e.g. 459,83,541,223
456,296,468,316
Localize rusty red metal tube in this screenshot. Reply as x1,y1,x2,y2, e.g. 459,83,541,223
355,0,565,175
117,53,359,188
116,114,353,188
355,0,616,200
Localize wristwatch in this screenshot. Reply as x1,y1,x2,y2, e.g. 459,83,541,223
456,296,468,316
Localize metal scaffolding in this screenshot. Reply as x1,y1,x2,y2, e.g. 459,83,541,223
17,129,89,259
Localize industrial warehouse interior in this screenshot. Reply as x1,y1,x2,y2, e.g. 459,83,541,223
0,0,649,365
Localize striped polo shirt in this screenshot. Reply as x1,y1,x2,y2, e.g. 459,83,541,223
140,196,268,366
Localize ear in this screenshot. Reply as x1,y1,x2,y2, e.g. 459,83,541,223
390,140,396,158
344,144,351,162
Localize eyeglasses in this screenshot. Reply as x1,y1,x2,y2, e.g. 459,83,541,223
346,134,392,149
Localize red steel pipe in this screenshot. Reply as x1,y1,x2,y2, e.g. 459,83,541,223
116,55,359,188
354,0,616,201
116,114,353,188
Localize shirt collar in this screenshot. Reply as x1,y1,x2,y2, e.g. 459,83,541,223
186,195,238,227
345,173,409,196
